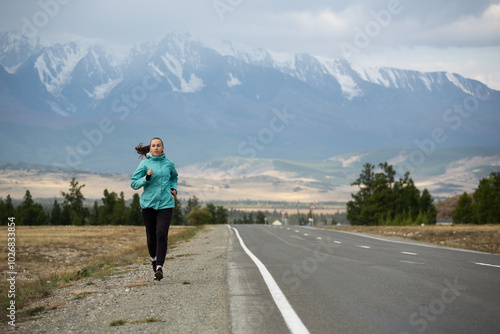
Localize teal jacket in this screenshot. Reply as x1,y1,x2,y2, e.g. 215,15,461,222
131,153,178,210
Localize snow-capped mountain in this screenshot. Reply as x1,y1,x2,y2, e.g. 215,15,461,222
0,31,43,74
0,30,499,173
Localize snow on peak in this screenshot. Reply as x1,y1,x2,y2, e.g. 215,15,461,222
96,42,132,68
85,77,123,100
352,65,389,87
211,40,259,59
159,53,205,93
0,31,42,73
227,73,242,87
445,72,476,95
181,73,205,93
4,62,23,74
212,40,296,70
0,30,40,52
352,64,436,92
34,42,89,96
267,50,296,70
316,56,362,100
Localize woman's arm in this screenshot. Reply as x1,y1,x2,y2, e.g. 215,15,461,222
131,162,148,190
169,161,178,192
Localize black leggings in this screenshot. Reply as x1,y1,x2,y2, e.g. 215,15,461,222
142,208,173,266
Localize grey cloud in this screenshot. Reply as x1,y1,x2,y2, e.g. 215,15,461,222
1,0,499,53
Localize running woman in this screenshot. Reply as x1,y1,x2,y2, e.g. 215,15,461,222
131,137,178,281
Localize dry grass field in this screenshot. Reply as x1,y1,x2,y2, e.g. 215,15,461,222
324,224,500,254
0,225,194,322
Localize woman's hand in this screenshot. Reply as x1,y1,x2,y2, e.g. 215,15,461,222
171,189,177,196
147,169,153,176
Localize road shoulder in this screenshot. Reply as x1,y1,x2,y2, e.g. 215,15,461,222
5,225,229,334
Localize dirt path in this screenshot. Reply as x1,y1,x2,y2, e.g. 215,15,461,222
3,225,229,333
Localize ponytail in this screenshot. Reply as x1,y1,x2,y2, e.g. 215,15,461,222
135,143,150,159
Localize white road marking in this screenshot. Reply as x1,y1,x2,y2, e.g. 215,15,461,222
357,245,371,249
327,229,491,254
334,241,342,244
400,260,425,265
316,237,322,240
304,233,309,236
230,226,310,334
474,262,500,268
401,251,418,255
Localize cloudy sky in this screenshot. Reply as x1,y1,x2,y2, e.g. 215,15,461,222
1,0,500,89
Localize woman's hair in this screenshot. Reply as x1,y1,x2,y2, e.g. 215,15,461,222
135,137,164,159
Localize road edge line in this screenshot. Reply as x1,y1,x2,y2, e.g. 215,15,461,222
228,225,310,334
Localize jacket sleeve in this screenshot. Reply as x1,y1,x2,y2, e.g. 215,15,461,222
170,161,178,190
131,162,148,190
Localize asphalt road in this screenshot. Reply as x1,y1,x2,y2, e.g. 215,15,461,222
226,225,500,334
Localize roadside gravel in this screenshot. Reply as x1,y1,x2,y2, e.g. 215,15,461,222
4,225,229,333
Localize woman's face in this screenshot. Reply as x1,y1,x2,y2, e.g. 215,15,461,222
150,139,164,156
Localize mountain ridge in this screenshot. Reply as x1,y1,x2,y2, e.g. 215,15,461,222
1,30,499,173
2,30,497,117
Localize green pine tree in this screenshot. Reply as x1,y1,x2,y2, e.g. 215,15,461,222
255,211,266,224
50,200,63,225
472,172,500,224
128,193,142,225
99,189,117,225
452,192,473,224
420,188,437,224
89,201,100,225
61,178,88,225
15,190,49,225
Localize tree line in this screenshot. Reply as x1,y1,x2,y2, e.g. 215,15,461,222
1,177,346,226
4,169,497,226
0,178,228,226
452,172,500,224
347,162,437,225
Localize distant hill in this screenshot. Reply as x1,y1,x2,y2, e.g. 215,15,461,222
2,147,497,204
435,195,461,221
435,193,476,221
0,161,89,174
